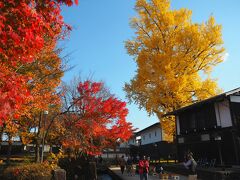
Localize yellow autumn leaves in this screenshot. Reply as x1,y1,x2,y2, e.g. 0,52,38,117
125,0,225,141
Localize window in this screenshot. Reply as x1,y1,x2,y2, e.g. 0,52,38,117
143,135,145,140
201,134,210,141
149,133,151,138
178,137,184,143
155,131,157,136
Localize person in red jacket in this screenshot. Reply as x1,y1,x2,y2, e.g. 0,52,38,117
138,155,149,180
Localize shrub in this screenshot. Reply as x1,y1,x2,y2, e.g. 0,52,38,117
3,162,53,180
47,149,64,168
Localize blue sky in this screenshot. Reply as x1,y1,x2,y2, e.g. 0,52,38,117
60,0,240,130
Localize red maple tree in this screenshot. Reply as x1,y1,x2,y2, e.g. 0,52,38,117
0,0,78,124
61,80,133,155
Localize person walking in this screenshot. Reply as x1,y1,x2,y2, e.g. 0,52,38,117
127,156,134,176
138,155,149,180
119,155,126,174
183,152,197,180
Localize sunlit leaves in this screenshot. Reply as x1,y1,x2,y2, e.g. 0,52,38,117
125,0,224,140
0,0,77,124
62,80,133,155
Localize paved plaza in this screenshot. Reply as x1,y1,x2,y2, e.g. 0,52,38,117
110,166,188,180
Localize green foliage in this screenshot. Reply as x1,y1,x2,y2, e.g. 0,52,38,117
3,163,53,180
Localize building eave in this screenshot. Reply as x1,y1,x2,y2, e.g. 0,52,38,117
136,122,161,135
163,87,240,117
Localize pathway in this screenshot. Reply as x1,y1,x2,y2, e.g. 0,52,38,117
109,166,188,180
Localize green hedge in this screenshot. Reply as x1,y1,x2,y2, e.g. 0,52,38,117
3,163,53,180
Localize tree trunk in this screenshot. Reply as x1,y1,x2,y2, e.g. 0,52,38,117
0,127,3,152
6,135,12,165
35,113,42,163
19,136,25,153
89,161,97,180
35,139,40,163
41,136,45,163
49,144,53,153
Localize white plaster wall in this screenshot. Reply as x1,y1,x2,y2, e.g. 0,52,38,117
214,103,221,126
119,142,128,148
101,153,125,159
140,126,162,145
119,137,136,148
176,116,180,135
230,95,240,103
214,100,232,127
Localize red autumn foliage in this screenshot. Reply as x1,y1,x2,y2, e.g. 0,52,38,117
0,0,77,124
62,81,133,155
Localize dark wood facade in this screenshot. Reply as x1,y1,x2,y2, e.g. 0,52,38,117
138,141,176,160
167,88,240,166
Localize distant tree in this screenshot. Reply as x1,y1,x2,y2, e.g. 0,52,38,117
61,80,133,156
17,40,65,162
125,0,224,140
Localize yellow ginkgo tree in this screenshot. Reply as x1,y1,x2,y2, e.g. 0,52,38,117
124,0,225,141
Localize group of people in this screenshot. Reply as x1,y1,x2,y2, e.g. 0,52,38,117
117,151,197,180
118,155,135,176
118,155,150,180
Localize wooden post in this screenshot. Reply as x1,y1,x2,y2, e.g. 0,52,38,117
89,161,97,180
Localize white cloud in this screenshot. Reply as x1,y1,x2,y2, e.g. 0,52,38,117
223,52,229,62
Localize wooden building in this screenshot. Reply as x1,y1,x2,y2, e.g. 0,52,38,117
137,123,164,146
124,123,176,160
165,88,240,165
